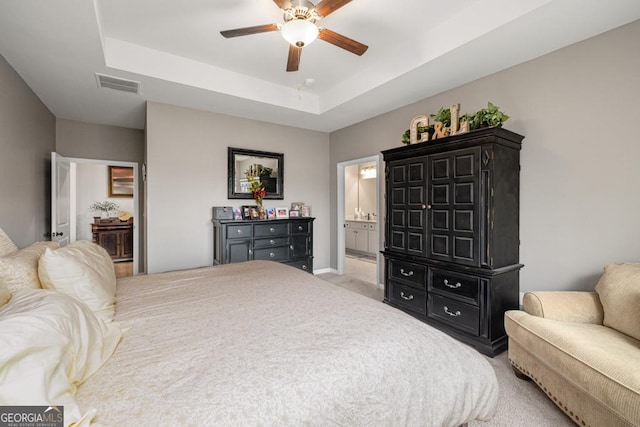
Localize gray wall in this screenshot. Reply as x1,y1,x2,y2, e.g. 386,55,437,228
0,54,55,248
56,118,145,271
330,20,640,293
145,102,330,274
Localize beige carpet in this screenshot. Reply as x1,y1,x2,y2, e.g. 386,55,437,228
316,272,576,427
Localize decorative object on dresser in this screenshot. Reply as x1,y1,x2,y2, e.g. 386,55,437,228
212,217,314,273
382,126,524,357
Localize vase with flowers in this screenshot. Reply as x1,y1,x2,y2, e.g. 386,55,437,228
89,200,119,220
246,176,267,219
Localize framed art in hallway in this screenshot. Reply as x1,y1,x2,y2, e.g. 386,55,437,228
108,166,134,197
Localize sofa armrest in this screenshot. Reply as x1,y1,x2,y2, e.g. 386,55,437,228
523,291,604,324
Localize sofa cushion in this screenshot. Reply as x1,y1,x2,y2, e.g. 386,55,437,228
595,263,640,341
0,227,18,257
505,310,640,426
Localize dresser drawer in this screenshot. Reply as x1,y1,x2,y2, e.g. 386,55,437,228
291,221,310,234
430,268,480,305
254,223,289,237
388,259,427,290
428,294,479,335
253,246,289,261
283,257,313,273
226,224,252,239
254,237,289,249
389,282,426,315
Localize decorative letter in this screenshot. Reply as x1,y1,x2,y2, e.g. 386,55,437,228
433,121,448,139
449,103,460,135
410,115,429,144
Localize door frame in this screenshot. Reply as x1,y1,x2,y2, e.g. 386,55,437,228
67,157,140,275
336,154,382,285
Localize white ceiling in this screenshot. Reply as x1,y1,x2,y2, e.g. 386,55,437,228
1,0,639,132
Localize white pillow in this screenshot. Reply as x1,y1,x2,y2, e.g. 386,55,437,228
0,227,18,256
0,241,59,292
0,289,122,426
39,240,117,323
0,280,10,308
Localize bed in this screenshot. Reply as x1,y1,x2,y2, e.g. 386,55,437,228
0,235,498,426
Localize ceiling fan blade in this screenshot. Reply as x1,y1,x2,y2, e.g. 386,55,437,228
318,28,368,56
286,45,301,72
314,0,352,17
220,24,279,38
273,0,292,9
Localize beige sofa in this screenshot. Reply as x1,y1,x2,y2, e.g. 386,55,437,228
504,263,640,427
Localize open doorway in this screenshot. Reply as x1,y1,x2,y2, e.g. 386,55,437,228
53,154,140,276
337,155,382,286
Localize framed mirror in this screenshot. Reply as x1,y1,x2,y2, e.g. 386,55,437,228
228,147,284,199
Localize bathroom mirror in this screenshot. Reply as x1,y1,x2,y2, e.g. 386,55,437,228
228,147,284,199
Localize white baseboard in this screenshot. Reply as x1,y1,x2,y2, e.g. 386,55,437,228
313,267,337,275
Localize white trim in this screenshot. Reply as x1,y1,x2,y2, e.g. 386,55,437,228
66,157,140,275
313,267,335,275
336,154,382,284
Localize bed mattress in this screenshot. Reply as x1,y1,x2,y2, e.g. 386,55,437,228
76,261,497,426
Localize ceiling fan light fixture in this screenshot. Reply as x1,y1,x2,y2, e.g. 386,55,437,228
281,19,318,47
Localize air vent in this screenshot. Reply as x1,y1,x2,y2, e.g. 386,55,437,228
95,73,140,94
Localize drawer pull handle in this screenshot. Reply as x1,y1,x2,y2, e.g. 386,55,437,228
270,239,275,244
400,292,414,301
269,227,275,233
290,245,294,250
443,279,461,289
298,226,303,231
443,306,461,317
237,229,243,234
302,264,307,270
400,269,414,277
269,252,275,258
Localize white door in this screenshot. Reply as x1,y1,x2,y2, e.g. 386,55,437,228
51,152,71,246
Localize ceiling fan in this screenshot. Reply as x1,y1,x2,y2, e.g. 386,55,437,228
220,0,368,72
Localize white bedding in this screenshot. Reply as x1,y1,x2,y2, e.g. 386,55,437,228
76,261,498,426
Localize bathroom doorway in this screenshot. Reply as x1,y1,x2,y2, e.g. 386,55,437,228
337,155,382,286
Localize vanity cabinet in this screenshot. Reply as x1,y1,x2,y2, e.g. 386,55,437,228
382,127,523,356
345,221,377,255
212,218,314,273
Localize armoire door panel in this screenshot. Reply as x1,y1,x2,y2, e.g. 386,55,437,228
391,165,406,183
409,163,425,182
432,185,449,204
431,234,449,257
432,210,449,230
408,186,425,205
391,188,406,205
408,209,424,229
454,210,473,232
391,231,405,250
454,237,474,261
408,232,425,253
391,209,406,227
432,158,449,179
454,154,475,177
454,182,474,204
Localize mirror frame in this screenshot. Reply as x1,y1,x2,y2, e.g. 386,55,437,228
228,147,284,200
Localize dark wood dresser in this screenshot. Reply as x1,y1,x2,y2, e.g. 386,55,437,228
212,218,314,273
381,127,523,356
91,218,134,262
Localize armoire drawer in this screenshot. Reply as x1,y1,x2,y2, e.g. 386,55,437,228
389,282,426,315
430,268,480,305
388,259,427,290
428,294,479,335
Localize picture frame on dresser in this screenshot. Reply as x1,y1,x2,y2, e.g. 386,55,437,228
275,207,288,218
